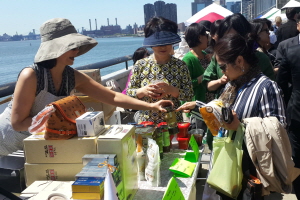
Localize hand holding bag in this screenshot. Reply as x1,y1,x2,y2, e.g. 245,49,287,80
207,124,244,199
29,95,86,140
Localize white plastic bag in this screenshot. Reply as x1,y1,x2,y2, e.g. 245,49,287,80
28,105,55,134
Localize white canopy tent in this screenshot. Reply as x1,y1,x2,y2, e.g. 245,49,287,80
185,3,233,26
260,8,280,18
282,0,300,9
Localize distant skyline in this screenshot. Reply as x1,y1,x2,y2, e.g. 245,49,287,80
0,0,239,36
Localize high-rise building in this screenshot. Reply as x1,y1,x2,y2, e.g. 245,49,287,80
226,2,235,12
144,4,155,25
165,3,177,23
232,2,241,13
191,0,213,15
143,1,177,25
154,1,165,16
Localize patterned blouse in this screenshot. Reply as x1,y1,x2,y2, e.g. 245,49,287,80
127,54,194,124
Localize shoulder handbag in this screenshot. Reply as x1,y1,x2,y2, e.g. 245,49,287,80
44,95,86,140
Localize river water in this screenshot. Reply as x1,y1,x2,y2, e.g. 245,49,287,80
0,37,145,85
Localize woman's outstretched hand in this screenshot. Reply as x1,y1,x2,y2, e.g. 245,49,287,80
175,101,196,113
150,100,173,112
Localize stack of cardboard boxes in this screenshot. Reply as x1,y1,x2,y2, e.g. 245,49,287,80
23,125,138,200
23,135,99,186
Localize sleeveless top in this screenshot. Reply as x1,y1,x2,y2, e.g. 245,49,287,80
0,64,75,156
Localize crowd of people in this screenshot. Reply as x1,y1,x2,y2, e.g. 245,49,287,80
1,6,300,200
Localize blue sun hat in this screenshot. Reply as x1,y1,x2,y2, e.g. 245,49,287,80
143,31,181,47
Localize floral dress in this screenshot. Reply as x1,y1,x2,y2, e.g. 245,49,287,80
127,54,193,124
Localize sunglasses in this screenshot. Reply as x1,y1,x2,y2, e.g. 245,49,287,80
219,63,228,71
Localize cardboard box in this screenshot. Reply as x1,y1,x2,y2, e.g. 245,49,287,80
21,180,73,194
23,135,98,164
71,69,101,96
0,155,26,193
76,111,105,137
77,89,116,121
24,163,83,186
82,154,117,166
72,192,102,199
97,125,138,200
106,111,121,125
72,177,104,193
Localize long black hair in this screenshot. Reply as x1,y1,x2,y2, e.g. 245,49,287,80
35,59,57,69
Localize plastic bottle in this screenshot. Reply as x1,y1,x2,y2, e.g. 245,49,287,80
161,125,171,153
154,127,164,159
202,135,209,154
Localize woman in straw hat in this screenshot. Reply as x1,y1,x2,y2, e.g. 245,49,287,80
0,18,172,156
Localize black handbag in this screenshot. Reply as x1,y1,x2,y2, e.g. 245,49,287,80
243,175,263,200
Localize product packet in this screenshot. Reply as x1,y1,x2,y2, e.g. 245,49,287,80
199,99,224,136
145,138,161,187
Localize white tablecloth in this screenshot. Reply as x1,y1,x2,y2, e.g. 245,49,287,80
133,148,201,200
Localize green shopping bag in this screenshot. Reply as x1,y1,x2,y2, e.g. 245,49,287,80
207,125,244,199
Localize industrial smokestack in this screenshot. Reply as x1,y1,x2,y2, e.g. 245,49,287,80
89,19,92,31
115,18,117,26
95,19,97,30
107,18,109,26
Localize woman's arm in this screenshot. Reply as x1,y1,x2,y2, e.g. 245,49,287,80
74,70,171,111
11,68,37,131
207,75,228,92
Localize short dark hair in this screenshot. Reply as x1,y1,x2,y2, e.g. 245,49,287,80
36,59,57,69
210,19,223,37
286,7,298,20
249,20,265,42
214,34,258,68
217,13,251,39
198,20,212,32
184,23,207,48
132,47,150,64
144,17,178,38
296,14,300,23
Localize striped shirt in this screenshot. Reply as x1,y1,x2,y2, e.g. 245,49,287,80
192,73,286,127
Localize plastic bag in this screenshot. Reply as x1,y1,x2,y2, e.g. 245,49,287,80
145,138,161,187
28,105,55,134
207,126,244,199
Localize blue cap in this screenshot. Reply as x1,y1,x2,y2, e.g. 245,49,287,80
143,31,181,47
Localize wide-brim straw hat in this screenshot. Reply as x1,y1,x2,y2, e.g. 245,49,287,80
34,18,98,63
143,31,181,47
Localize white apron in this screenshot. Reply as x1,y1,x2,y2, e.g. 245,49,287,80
0,68,67,156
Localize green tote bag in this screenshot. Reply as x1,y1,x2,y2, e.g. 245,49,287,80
207,125,244,199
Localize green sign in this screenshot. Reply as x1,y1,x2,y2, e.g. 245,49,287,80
169,158,196,178
162,177,185,200
184,135,199,163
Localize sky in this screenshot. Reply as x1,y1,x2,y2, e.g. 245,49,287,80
0,0,237,36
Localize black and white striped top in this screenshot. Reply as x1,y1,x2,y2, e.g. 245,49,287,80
192,73,286,127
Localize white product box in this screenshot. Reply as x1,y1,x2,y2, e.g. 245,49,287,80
24,163,82,186
97,125,138,200
76,111,105,137
23,135,99,164
106,111,121,125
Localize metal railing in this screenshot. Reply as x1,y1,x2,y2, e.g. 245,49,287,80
0,54,137,99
